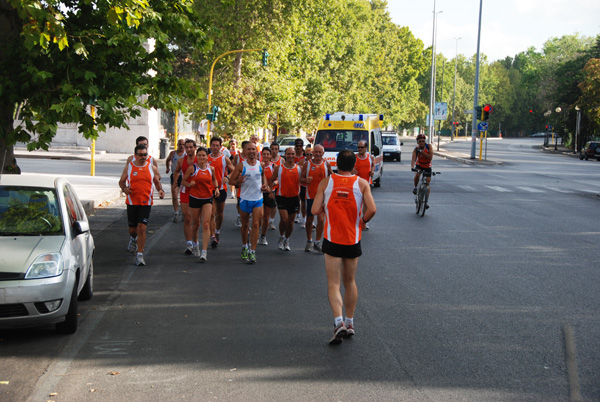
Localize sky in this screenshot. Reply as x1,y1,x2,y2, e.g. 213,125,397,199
387,0,600,62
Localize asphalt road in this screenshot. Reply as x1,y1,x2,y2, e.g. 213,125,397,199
2,138,599,401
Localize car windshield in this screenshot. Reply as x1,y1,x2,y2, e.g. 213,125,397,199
0,186,63,236
383,136,397,145
279,138,299,146
314,130,368,152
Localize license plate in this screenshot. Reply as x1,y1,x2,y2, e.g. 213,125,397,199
384,153,390,156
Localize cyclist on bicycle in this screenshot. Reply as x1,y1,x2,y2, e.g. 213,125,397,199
411,134,433,197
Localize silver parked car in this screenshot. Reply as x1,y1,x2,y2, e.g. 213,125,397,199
0,174,94,334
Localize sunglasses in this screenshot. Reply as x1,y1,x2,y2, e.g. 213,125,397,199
136,153,148,157
357,146,366,149
418,140,425,143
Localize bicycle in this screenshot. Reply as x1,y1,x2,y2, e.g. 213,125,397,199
412,168,440,217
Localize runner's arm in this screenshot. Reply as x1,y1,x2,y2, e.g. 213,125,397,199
181,166,195,188
228,162,244,186
311,177,330,216
152,165,165,199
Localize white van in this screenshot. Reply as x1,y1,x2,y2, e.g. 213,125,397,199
382,132,403,161
314,112,384,187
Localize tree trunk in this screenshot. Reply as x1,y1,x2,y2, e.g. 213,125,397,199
0,0,21,174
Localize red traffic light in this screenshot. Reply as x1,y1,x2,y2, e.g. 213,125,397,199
529,109,533,113
483,104,493,112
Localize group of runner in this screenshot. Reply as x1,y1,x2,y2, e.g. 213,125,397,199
119,134,378,344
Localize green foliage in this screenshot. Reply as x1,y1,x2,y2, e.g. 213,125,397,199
0,0,212,153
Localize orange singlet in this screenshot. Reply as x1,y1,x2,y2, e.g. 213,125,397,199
180,155,198,203
305,160,329,200
354,153,373,184
126,160,155,206
276,163,301,197
323,174,363,246
208,153,228,190
189,165,214,199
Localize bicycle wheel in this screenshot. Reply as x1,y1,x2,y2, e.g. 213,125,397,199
420,185,429,217
417,184,426,215
415,192,421,214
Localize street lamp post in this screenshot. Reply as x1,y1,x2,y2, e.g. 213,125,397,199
555,107,561,150
574,105,581,154
428,1,442,144
451,37,461,141
470,0,483,159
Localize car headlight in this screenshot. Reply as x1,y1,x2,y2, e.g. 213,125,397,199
25,253,64,279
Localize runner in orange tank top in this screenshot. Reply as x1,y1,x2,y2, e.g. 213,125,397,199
267,142,282,230
208,136,235,249
311,149,376,345
173,139,198,255
182,147,219,262
259,148,277,245
300,144,331,252
268,147,301,251
352,140,374,185
119,144,164,266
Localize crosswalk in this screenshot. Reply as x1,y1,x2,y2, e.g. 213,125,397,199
456,184,599,195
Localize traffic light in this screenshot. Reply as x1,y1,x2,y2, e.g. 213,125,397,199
262,49,268,66
206,113,214,121
212,105,221,122
483,104,493,121
475,105,483,120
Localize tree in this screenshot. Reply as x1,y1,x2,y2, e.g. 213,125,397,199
578,58,600,135
0,0,211,173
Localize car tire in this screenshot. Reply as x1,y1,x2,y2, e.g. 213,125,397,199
78,261,94,301
398,153,401,162
56,282,79,335
374,174,381,188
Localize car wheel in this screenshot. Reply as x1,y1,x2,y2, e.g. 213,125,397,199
78,261,94,301
56,282,79,334
374,175,381,188
398,153,401,162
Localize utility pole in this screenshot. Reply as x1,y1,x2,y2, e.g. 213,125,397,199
470,0,483,159
451,37,461,141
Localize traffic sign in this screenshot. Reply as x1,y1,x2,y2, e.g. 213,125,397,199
478,122,488,131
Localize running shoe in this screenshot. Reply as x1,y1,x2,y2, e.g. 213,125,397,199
412,187,417,195
241,247,249,261
277,237,285,251
284,239,291,251
294,216,300,224
235,216,242,227
199,250,207,263
313,241,322,254
172,212,179,223
211,236,219,249
127,237,137,253
185,244,193,255
364,223,370,231
193,244,200,257
135,254,146,266
425,204,429,209
345,322,355,338
329,322,347,345
305,240,314,252
259,235,268,245
247,252,256,264
268,221,276,230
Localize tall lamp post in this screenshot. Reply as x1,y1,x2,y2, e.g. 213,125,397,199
451,37,461,141
470,0,483,159
574,105,581,154
554,107,561,150
428,1,442,143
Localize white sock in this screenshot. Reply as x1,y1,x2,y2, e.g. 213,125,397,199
186,240,193,247
334,316,344,327
137,252,143,257
345,317,354,327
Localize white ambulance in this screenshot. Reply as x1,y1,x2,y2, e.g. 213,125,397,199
314,112,384,187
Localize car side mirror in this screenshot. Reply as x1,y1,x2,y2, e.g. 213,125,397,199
400,142,404,146
372,145,380,156
73,220,90,236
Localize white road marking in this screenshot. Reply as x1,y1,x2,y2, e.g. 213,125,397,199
544,187,574,194
485,186,513,192
515,186,545,193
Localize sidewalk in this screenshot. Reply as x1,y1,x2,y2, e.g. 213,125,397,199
432,137,502,165
14,147,141,214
